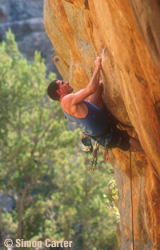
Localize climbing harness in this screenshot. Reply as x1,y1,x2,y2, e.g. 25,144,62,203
129,150,135,250
81,117,128,171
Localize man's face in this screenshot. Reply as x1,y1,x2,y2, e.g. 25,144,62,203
56,80,73,95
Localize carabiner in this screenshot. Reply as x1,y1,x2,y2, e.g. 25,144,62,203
104,152,110,162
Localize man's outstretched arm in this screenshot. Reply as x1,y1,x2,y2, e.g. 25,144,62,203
63,57,101,106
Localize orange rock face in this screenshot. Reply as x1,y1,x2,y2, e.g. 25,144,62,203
44,0,160,249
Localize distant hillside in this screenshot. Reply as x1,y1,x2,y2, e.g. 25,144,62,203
0,0,61,77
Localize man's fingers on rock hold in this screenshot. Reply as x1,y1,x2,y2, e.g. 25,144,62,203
95,57,102,69
95,57,101,63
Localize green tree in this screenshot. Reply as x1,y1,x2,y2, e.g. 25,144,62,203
40,152,118,250
0,30,119,250
0,30,79,242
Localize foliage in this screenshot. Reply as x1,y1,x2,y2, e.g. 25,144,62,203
104,180,119,218
0,30,119,250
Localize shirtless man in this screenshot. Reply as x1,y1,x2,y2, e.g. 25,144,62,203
47,57,142,151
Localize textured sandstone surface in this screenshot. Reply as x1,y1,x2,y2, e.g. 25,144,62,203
44,0,160,249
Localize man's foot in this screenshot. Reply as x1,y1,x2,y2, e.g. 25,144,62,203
129,137,143,152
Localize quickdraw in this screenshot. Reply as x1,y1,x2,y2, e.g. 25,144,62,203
89,141,99,171
104,147,110,162
81,132,110,171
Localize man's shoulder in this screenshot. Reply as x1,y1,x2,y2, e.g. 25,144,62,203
61,93,74,106
61,94,87,116
61,93,76,112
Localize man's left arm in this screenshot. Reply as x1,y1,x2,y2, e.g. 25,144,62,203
66,57,102,106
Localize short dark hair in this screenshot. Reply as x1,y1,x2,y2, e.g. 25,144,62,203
47,80,60,101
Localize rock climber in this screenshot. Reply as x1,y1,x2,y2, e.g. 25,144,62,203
47,57,142,152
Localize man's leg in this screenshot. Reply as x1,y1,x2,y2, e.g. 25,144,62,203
108,129,143,152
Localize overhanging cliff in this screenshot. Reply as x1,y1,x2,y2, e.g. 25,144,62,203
43,1,160,249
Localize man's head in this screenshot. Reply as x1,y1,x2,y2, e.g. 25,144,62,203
47,80,60,101
47,80,73,101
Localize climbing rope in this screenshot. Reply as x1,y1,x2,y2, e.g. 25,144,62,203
129,151,160,250
129,151,135,250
